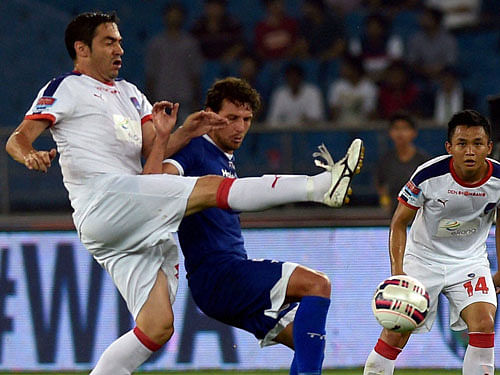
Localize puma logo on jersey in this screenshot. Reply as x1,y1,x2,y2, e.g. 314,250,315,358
271,175,281,188
438,199,448,207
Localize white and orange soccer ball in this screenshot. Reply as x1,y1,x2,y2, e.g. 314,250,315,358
372,275,430,333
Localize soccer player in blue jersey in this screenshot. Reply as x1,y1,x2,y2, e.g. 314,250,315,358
162,77,338,374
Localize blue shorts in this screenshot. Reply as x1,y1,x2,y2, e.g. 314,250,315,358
187,255,299,346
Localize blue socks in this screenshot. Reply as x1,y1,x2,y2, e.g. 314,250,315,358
291,296,330,375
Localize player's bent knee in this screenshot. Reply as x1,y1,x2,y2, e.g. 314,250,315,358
469,314,495,333
303,270,331,298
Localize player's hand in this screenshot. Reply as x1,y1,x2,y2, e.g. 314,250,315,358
24,148,57,173
181,110,229,138
152,101,179,142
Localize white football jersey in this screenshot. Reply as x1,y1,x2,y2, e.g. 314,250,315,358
25,72,152,216
398,154,500,264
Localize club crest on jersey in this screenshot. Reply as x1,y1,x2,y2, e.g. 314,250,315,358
35,96,56,111
130,97,141,112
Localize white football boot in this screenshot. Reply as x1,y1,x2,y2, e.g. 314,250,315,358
313,139,364,207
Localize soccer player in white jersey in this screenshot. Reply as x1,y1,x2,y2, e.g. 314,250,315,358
5,11,363,375
364,109,500,375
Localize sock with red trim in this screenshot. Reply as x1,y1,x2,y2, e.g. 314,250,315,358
90,327,161,375
363,339,401,375
217,173,330,211
463,332,494,375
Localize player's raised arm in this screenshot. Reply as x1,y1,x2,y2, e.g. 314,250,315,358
162,110,229,157
388,202,417,276
142,101,178,174
5,119,56,173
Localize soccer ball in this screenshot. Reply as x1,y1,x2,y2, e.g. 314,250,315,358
372,275,430,333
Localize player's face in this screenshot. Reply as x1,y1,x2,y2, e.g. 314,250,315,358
87,22,123,82
389,120,416,148
209,99,253,154
446,125,492,182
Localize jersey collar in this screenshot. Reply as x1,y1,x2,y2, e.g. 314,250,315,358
73,70,115,86
203,134,234,160
449,157,493,187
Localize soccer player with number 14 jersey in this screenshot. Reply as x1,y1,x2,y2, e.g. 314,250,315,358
364,109,500,375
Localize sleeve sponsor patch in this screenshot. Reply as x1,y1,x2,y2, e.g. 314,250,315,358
34,96,57,111
405,181,421,196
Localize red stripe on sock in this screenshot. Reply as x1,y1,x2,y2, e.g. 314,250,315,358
374,338,402,360
469,332,495,348
216,178,236,210
133,327,162,352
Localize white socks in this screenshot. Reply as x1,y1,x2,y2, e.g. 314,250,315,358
363,349,395,375
225,172,331,211
463,332,495,375
90,329,154,375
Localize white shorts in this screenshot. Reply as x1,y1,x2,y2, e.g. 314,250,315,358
403,254,497,333
78,173,198,318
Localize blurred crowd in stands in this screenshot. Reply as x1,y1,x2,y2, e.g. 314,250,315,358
145,0,499,127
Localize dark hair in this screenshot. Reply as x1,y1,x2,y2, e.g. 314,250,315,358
447,109,492,142
65,11,119,60
343,54,365,76
285,62,304,77
423,6,443,25
164,2,186,17
389,111,416,130
205,77,261,114
365,12,389,32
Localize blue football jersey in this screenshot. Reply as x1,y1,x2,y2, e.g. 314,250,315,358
167,135,246,274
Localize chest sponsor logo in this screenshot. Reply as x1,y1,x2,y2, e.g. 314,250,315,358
436,219,479,238
221,168,236,178
34,96,56,111
448,189,485,197
96,86,119,94
113,114,141,146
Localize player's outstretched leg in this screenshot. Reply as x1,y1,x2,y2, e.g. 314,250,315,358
210,139,364,213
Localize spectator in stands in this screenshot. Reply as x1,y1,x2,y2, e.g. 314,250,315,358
254,0,299,60
237,54,267,120
145,2,203,123
377,60,422,119
190,0,245,61
375,111,429,214
426,0,482,31
267,63,325,127
327,55,378,126
348,12,404,82
434,66,472,125
295,0,346,60
407,6,458,82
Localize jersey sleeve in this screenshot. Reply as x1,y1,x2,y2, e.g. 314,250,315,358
398,179,424,210
25,79,75,127
138,90,153,125
164,139,200,176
